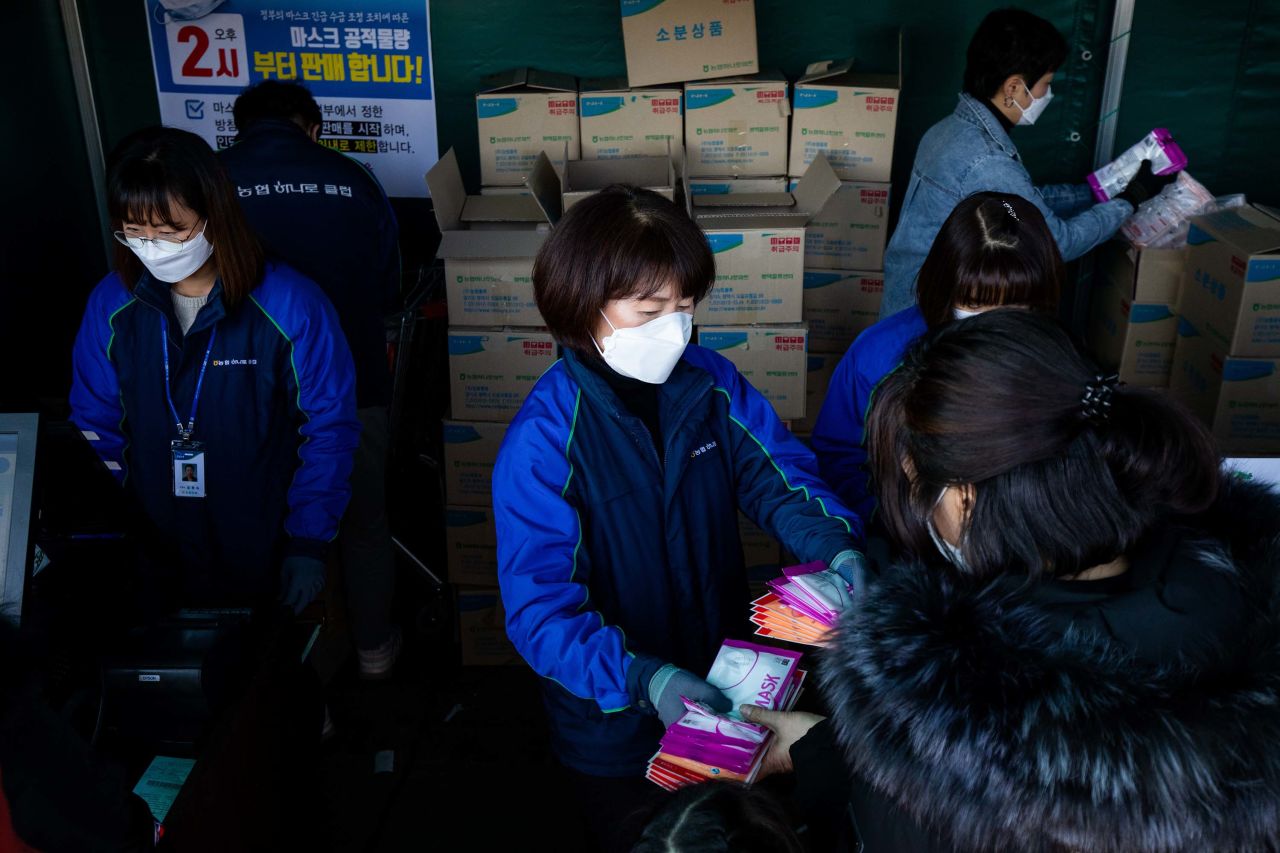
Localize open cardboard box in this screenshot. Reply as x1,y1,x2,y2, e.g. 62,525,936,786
426,148,561,327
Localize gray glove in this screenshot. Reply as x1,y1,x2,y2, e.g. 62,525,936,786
627,653,731,728
649,664,732,728
279,555,326,615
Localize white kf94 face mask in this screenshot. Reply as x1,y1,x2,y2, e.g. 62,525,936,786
595,310,693,384
124,223,215,284
1014,81,1053,126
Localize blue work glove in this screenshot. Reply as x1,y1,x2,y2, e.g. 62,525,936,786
279,555,326,615
627,654,731,728
820,549,868,611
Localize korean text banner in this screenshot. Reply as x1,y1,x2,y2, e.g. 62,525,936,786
144,0,437,197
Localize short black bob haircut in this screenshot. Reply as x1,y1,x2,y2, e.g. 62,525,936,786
916,191,1064,329
631,781,804,853
963,8,1069,100
233,80,323,134
867,309,1220,582
533,185,714,354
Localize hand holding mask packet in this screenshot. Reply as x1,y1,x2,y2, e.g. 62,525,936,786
1121,171,1247,249
1088,128,1188,203
645,640,806,790
748,560,854,646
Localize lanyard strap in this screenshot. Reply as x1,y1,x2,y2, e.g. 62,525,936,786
161,316,216,441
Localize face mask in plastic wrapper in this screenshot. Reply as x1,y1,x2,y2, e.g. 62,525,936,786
1121,172,1245,249
1088,128,1188,203
703,640,803,721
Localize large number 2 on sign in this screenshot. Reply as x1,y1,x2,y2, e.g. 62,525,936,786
178,26,212,78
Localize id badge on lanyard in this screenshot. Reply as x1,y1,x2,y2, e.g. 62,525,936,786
162,317,216,499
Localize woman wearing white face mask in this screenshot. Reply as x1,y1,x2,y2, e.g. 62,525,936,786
880,7,1174,318
813,191,1062,523
70,126,359,618
491,185,865,852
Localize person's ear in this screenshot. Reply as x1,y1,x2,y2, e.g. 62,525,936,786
959,483,976,522
1000,75,1023,108
307,123,321,143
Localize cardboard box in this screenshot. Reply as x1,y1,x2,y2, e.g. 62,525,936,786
692,154,841,325
580,79,682,160
789,55,902,182
697,325,808,419
688,176,788,196
802,270,883,353
427,149,560,327
789,180,891,270
455,586,521,666
476,68,579,186
445,507,498,586
684,74,789,177
620,0,758,88
792,351,839,434
1179,205,1280,358
442,420,508,508
563,153,676,210
1087,242,1183,387
448,329,558,422
1169,317,1280,453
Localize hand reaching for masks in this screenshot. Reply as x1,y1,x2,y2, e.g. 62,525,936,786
279,555,326,615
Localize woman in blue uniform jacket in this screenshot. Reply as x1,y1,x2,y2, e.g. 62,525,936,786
70,127,359,614
492,186,865,848
812,191,1063,521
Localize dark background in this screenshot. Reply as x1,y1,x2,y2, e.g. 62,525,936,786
3,0,1278,410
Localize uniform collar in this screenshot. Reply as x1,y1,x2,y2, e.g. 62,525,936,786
134,270,227,337
562,346,710,421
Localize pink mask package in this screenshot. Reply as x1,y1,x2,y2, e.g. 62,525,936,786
746,560,846,646
645,639,806,790
1088,128,1188,203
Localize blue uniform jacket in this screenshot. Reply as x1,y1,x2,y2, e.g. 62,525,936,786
492,345,861,776
70,263,359,604
811,307,928,522
219,119,400,409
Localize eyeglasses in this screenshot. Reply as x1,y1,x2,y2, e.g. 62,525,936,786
112,222,205,254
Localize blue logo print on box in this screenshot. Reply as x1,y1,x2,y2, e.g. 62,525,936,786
446,508,488,528
449,335,488,356
582,96,625,117
687,89,735,110
443,424,484,444
1247,259,1280,284
1130,305,1175,324
700,331,749,351
794,90,838,110
1223,360,1276,382
620,0,669,16
803,271,844,290
478,98,519,119
705,233,744,254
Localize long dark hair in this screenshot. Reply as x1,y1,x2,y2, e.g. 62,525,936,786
631,782,804,853
106,127,263,307
868,310,1220,581
916,192,1063,328
963,8,1068,100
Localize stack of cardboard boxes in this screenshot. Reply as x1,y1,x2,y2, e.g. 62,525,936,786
1168,206,1280,453
427,149,563,666
436,0,905,662
1088,205,1280,456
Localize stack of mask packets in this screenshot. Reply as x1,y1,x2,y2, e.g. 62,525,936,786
749,561,847,647
646,640,806,790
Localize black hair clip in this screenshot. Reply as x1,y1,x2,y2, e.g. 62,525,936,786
1080,374,1119,424
1002,200,1020,222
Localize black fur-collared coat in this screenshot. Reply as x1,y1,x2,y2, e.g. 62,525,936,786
816,478,1280,852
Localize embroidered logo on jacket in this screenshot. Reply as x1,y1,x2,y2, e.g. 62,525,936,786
690,441,718,459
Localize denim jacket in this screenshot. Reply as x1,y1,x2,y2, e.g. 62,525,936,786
881,93,1133,317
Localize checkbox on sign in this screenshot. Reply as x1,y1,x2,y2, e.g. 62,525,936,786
185,100,205,120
